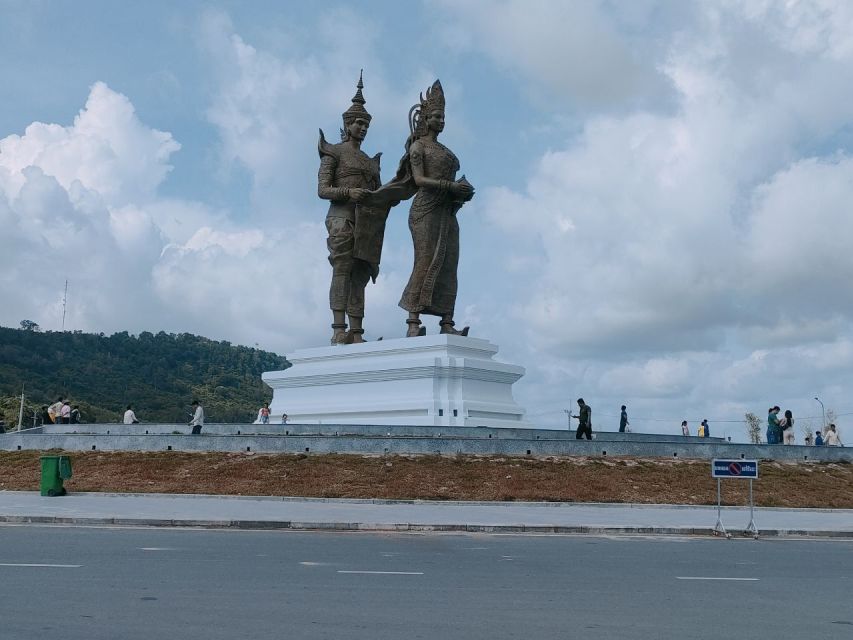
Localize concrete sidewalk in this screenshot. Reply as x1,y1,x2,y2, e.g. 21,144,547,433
1,491,852,538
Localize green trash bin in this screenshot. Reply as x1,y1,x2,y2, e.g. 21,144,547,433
40,455,72,496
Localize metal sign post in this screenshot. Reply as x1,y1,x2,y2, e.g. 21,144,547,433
711,459,760,539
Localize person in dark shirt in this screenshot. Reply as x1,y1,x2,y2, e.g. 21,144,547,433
619,405,629,433
572,398,592,440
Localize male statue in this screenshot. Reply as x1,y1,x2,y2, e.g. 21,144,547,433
318,72,383,345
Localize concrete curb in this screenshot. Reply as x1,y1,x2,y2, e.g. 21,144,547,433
11,491,851,514
1,514,851,538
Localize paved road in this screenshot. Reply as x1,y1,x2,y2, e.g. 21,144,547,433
1,526,852,639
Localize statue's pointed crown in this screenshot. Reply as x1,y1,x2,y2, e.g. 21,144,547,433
421,79,445,114
409,79,445,138
342,70,372,125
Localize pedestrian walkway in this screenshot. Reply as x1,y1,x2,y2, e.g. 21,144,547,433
1,491,851,537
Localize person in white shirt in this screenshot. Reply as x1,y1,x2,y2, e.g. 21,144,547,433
60,402,72,424
123,405,139,424
681,420,690,436
189,399,204,434
48,397,64,424
824,424,843,446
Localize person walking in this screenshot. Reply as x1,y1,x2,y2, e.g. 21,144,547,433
572,398,592,440
189,399,204,435
766,407,782,444
824,423,843,446
619,405,629,433
123,405,139,424
782,409,795,445
681,420,690,436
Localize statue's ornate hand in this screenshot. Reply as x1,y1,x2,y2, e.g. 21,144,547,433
452,180,475,201
349,188,369,202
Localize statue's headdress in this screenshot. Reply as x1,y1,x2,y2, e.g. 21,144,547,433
342,70,372,129
409,79,445,139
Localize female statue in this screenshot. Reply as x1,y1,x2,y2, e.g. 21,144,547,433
397,80,475,337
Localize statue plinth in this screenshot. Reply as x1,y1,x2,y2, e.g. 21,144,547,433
262,335,528,428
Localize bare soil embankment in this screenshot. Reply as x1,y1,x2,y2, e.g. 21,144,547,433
1,451,851,508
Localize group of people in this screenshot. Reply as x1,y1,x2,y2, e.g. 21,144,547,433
42,397,81,425
256,403,287,425
680,419,712,437
121,400,205,434
767,406,843,446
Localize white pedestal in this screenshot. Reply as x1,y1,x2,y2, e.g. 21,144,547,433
262,334,528,428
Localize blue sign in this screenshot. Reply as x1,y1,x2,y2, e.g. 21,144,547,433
711,459,759,479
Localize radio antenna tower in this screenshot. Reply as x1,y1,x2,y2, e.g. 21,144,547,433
61,279,68,331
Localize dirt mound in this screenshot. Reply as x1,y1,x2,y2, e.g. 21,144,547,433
2,451,851,508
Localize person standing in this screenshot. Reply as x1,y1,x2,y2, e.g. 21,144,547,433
572,398,593,440
681,420,690,436
619,405,629,433
48,397,64,424
824,423,843,446
815,430,824,446
189,399,204,435
318,72,383,345
700,419,710,438
782,409,795,445
60,401,72,424
70,405,81,424
123,405,139,424
766,407,782,444
259,402,271,424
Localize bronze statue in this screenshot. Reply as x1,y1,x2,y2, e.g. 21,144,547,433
396,80,475,337
317,72,383,345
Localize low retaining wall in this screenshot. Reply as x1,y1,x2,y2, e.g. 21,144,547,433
2,431,849,462
29,423,725,444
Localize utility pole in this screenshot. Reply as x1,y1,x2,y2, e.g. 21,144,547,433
814,396,826,429
17,385,25,431
61,279,69,331
562,409,572,431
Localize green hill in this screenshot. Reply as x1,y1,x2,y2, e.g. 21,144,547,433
0,325,290,426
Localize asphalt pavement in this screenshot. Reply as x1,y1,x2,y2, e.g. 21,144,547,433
1,490,852,537
1,527,852,640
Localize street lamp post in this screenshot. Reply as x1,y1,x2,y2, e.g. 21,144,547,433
814,396,826,430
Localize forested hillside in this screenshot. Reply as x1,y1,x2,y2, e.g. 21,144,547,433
0,326,289,426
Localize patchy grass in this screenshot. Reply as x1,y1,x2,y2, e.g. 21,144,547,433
1,451,852,508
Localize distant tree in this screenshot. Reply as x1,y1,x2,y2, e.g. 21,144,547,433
19,320,40,331
744,412,762,444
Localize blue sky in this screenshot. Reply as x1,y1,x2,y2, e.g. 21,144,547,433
3,0,853,440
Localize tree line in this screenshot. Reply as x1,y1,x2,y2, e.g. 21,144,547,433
0,325,290,425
